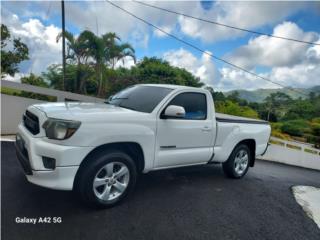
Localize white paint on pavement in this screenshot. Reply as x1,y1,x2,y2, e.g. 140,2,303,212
292,186,320,229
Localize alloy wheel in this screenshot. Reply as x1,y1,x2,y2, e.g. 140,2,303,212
93,162,130,201
234,150,249,175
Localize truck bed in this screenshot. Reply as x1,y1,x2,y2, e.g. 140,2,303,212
216,113,269,125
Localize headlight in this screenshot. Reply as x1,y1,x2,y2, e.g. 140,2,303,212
42,118,81,140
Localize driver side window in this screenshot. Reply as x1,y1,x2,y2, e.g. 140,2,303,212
166,92,207,120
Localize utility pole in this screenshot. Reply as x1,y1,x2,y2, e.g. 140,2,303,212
61,0,66,90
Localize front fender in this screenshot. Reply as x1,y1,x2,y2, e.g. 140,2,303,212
44,122,156,171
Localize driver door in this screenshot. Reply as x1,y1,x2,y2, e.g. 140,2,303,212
155,92,214,168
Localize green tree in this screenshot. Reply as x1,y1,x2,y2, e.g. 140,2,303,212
205,86,226,102
79,30,105,95
314,97,320,118
264,92,292,121
43,64,96,95
21,73,48,87
227,91,240,103
284,100,315,120
102,33,136,69
309,92,316,103
56,30,136,96
78,31,136,96
1,24,29,77
227,91,248,106
56,30,90,92
215,100,259,119
106,57,203,96
280,119,310,137
20,74,55,101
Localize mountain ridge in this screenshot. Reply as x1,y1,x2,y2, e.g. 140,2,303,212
224,85,320,103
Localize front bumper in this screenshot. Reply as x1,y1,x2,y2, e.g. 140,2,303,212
15,123,94,190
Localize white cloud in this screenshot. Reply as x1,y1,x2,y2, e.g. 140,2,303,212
153,26,173,38
269,63,320,88
218,22,320,91
178,1,308,42
218,68,281,91
306,40,320,63
64,1,155,48
129,28,149,49
114,56,136,69
1,73,26,83
163,48,219,86
217,61,320,91
5,1,309,44
2,11,62,75
226,22,320,69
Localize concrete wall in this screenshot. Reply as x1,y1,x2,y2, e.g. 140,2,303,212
259,137,320,171
1,80,103,102
1,80,104,134
1,94,46,134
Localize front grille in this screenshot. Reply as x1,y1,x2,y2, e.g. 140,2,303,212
23,110,40,135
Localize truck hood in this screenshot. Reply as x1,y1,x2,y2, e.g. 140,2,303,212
32,102,144,121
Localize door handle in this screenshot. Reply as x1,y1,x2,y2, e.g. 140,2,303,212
201,126,212,132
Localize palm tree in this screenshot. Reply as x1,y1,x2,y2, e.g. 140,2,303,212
56,30,136,96
84,31,136,95
56,31,89,92
79,30,106,96
102,33,136,69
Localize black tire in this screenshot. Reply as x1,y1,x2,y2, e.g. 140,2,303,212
222,144,251,179
74,149,137,208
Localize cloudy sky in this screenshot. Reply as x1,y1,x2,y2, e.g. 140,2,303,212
2,0,320,91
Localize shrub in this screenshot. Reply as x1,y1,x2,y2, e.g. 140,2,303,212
215,100,259,119
311,123,320,136
271,129,291,140
270,122,283,131
280,119,310,137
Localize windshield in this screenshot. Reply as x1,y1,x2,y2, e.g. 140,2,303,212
107,85,173,113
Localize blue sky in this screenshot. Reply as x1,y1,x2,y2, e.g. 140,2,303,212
2,1,320,91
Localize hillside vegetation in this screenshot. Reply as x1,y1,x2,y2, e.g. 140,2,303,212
225,86,320,103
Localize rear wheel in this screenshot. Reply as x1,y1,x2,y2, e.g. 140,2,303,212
222,144,251,179
74,150,137,208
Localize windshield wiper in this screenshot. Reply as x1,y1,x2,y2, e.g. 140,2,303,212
112,97,129,100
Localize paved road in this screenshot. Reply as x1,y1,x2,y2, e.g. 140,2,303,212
1,141,320,240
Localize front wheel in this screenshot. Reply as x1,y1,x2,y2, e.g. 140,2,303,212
74,150,137,208
222,144,251,179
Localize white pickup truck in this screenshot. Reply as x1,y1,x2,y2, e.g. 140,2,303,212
16,84,270,208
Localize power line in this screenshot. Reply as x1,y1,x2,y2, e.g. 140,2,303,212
133,0,320,46
106,1,308,97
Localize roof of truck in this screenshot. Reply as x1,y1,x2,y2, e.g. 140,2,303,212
138,84,201,90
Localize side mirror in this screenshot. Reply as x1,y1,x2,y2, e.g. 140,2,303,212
163,105,185,119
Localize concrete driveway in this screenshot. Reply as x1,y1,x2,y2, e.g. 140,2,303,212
1,141,320,240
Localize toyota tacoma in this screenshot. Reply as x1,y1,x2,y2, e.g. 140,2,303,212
15,84,271,208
